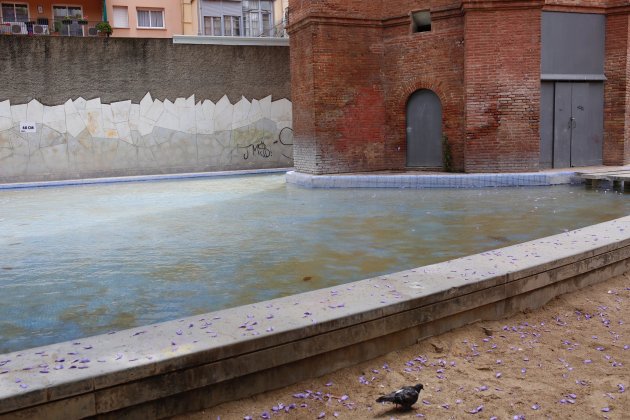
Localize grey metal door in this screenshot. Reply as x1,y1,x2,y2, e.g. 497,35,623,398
406,89,442,167
549,82,603,168
570,82,603,166
553,83,573,168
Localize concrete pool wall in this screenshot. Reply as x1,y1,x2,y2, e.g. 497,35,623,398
1,216,630,419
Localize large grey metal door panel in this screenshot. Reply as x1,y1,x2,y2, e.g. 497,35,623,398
540,82,555,168
406,89,442,167
553,82,572,168
570,82,603,166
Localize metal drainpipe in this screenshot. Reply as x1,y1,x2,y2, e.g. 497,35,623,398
197,0,202,35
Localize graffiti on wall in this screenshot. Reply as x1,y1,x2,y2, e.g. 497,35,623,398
0,94,293,182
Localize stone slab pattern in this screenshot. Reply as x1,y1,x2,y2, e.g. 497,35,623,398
1,216,630,418
0,95,293,183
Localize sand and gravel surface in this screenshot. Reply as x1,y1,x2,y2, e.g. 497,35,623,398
178,273,629,420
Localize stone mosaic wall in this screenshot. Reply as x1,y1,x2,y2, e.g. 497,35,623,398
0,94,293,183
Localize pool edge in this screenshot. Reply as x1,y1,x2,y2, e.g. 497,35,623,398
1,217,630,418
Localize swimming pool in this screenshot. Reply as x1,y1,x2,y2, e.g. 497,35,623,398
1,174,628,353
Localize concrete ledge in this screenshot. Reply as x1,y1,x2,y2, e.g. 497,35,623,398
0,168,293,190
285,170,580,188
2,216,630,418
173,35,289,47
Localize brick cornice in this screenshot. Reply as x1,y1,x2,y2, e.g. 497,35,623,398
287,16,382,34
461,0,544,11
607,4,630,15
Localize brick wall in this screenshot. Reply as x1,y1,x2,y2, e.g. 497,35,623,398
289,0,630,174
604,12,630,165
383,2,466,171
463,4,542,173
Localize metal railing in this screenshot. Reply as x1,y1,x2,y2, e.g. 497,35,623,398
0,17,105,37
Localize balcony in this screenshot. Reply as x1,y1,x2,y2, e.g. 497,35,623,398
0,17,107,37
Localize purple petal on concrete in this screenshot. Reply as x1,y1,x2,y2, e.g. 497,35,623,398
83,345,93,350
19,384,28,389
55,358,65,363
0,370,8,374
39,369,49,374
176,330,183,335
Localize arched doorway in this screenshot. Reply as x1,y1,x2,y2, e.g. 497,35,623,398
406,89,443,168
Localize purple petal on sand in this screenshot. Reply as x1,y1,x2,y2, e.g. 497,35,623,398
340,395,349,401
244,416,252,420
568,394,577,399
602,407,610,412
584,359,592,364
260,411,270,419
317,412,326,419
618,384,625,393
325,381,333,387
532,403,540,410
468,405,483,414
495,372,502,378
479,385,488,391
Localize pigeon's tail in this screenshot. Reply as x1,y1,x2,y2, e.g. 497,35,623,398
376,395,395,404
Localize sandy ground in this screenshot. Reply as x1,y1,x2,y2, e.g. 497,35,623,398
178,274,630,420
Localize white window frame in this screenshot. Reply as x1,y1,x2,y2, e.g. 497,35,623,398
112,5,128,28
136,8,164,29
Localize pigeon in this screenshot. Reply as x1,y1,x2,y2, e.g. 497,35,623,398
376,383,424,409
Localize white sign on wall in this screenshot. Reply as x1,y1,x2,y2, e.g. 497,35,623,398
20,122,36,133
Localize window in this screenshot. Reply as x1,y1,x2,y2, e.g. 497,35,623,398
112,6,128,28
203,16,221,36
137,9,164,29
243,0,273,37
224,15,240,36
1,3,28,22
411,10,431,33
53,5,83,36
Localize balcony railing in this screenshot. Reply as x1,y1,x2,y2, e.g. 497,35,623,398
0,17,105,37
